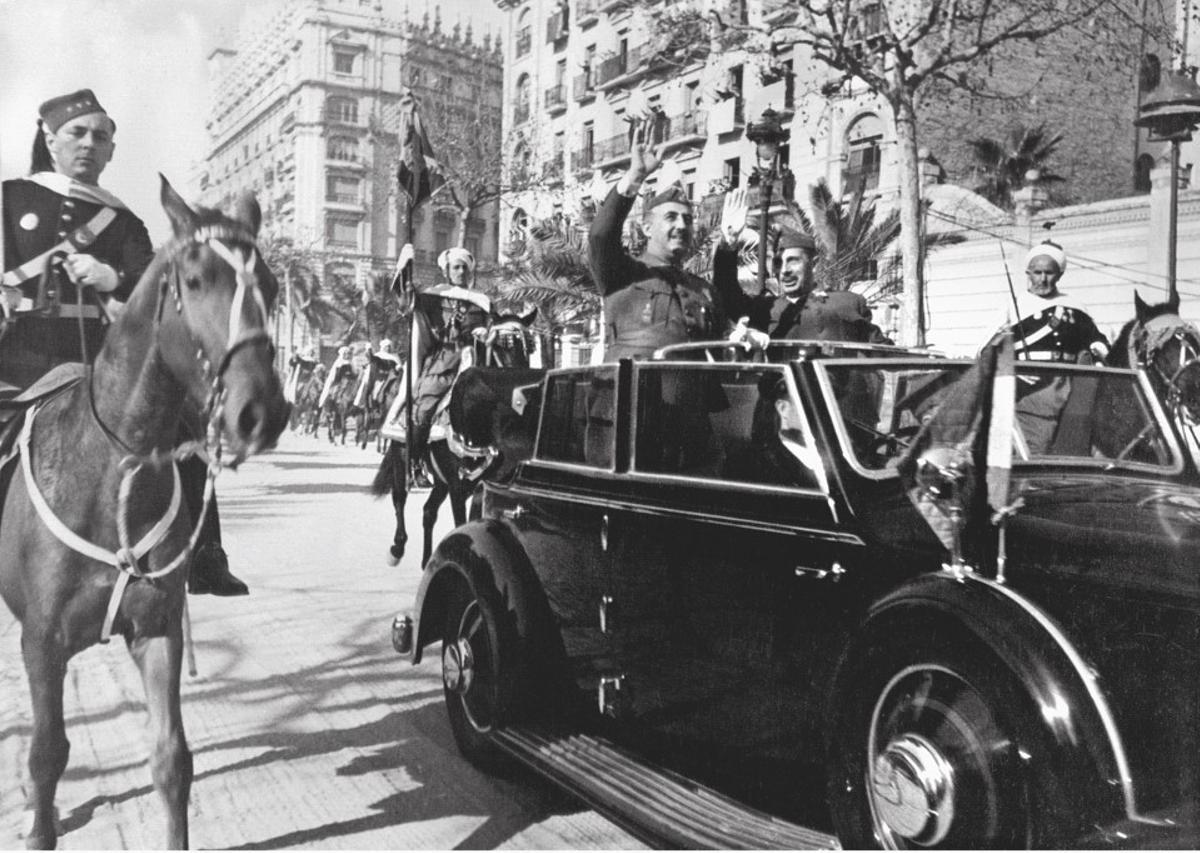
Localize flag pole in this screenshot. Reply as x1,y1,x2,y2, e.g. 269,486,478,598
403,191,416,490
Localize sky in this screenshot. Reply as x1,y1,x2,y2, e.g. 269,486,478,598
0,0,505,244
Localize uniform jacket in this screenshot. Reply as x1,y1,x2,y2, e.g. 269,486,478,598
590,187,728,361
3,175,152,307
999,290,1109,362
713,245,874,343
1,175,154,388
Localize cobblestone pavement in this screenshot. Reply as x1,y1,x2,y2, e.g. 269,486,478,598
0,431,641,850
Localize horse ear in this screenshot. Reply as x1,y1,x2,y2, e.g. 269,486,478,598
235,191,262,237
159,174,197,237
1135,290,1150,322
519,306,538,326
1168,289,1181,314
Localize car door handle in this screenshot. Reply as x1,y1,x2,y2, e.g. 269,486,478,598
795,562,845,581
502,505,525,520
600,513,609,552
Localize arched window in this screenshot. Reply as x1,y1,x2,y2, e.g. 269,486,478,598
510,208,530,244
327,136,358,162
843,113,883,193
1134,152,1155,194
515,74,532,123
516,9,532,56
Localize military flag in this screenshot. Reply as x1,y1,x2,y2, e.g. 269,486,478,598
896,330,1017,561
396,89,444,210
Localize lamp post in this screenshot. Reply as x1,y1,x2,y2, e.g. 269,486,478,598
1134,66,1200,303
745,108,791,293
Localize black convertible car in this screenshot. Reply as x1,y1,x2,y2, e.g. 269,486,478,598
393,341,1200,848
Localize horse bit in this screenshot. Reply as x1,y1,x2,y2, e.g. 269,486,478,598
20,226,271,641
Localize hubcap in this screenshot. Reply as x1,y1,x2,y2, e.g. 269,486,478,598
870,734,955,846
442,637,475,695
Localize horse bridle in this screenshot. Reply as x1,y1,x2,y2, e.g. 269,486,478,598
1131,316,1200,418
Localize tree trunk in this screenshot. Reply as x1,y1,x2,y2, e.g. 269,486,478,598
893,92,926,348
539,329,556,369
458,204,471,249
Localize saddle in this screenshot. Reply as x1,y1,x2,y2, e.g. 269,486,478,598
0,363,86,510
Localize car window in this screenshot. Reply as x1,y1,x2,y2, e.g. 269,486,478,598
633,364,820,489
535,366,618,468
818,361,1181,476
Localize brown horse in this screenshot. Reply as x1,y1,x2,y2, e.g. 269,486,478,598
0,177,288,849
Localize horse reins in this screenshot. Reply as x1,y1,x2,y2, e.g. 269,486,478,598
1131,317,1200,415
22,227,272,641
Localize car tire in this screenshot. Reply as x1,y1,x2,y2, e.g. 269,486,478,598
441,579,515,770
828,625,1066,848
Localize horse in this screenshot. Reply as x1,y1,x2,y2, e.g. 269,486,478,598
1094,291,1200,465
321,359,357,445
293,363,326,436
0,176,289,849
370,312,541,567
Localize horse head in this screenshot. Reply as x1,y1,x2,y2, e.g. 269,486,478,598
481,307,537,369
1123,291,1200,423
154,176,289,463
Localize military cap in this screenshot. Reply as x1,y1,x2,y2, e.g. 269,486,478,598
644,183,691,212
39,89,108,133
776,228,817,253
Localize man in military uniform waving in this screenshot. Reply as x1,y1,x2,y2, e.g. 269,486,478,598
589,122,729,360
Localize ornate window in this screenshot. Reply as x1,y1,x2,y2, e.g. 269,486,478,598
326,96,358,124
326,217,359,247
326,136,358,162
843,113,883,193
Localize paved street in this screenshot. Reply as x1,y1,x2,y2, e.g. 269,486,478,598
0,431,640,850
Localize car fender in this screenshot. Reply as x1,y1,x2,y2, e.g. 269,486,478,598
834,571,1129,827
408,518,556,668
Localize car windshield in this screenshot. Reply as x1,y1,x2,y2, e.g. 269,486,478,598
816,360,1182,476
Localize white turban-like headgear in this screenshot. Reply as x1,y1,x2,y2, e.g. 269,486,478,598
1025,241,1067,273
437,247,476,283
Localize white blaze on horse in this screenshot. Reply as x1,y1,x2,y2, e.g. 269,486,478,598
0,177,288,849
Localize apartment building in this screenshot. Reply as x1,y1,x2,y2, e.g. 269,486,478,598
493,0,1167,268
196,0,504,353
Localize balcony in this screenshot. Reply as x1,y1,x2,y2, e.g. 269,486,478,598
325,192,360,205
545,10,568,45
513,103,531,125
577,0,599,25
543,156,564,183
593,133,631,168
573,72,596,102
572,147,595,174
599,0,628,13
545,84,568,115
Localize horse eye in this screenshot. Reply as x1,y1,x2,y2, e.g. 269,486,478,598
185,275,203,290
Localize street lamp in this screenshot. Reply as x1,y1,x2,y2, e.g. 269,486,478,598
745,108,791,293
1134,66,1200,302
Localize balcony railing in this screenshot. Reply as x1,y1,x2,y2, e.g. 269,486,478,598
573,72,596,101
514,103,531,125
546,10,568,43
545,85,567,112
595,49,633,87
572,147,595,173
325,192,359,204
593,133,630,166
577,0,599,24
544,157,564,182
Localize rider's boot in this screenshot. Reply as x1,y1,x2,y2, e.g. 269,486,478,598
188,542,249,596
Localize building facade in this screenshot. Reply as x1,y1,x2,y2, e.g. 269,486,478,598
195,0,504,358
493,0,1192,345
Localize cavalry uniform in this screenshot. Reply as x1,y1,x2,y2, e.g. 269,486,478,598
590,187,726,360
1,173,153,389
319,350,357,410
284,351,318,404
1004,290,1109,363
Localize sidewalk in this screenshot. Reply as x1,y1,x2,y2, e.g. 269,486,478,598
0,432,638,850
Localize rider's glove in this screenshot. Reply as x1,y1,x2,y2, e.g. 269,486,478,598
64,253,119,292
1090,341,1110,362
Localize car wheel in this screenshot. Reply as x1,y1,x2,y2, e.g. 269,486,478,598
441,581,512,768
829,629,1060,848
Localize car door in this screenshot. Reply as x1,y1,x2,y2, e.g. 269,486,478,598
603,362,866,780
505,366,623,699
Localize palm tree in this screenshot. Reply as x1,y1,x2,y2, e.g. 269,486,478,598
966,125,1066,210
495,217,602,367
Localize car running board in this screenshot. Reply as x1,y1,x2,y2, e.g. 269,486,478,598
492,727,840,850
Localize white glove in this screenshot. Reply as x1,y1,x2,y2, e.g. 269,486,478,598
63,253,119,292
1090,341,1109,361
720,187,749,245
728,317,769,349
